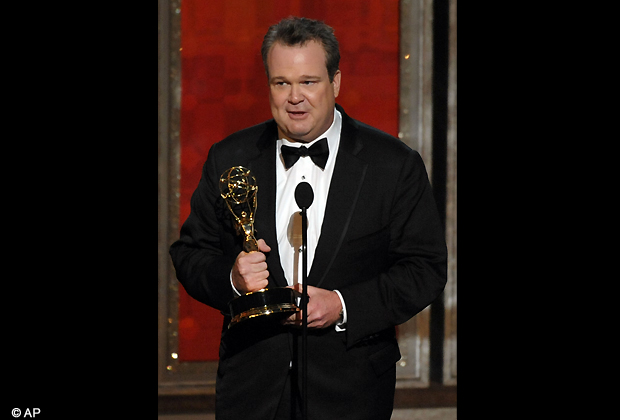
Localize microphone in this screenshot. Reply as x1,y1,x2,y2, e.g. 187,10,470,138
295,181,314,209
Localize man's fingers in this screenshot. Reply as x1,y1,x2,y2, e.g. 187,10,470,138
233,242,271,293
281,309,303,327
257,238,271,253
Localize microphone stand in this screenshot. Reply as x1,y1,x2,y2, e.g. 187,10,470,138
294,181,313,420
300,204,308,420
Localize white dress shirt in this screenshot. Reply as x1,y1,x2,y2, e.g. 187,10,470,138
275,108,347,330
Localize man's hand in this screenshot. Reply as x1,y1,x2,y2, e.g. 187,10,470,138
283,284,343,329
231,239,271,294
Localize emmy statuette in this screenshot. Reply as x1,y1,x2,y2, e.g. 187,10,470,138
219,166,300,328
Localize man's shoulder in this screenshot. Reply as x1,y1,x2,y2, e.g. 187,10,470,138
345,115,416,159
219,119,276,147
205,119,277,170
354,119,399,143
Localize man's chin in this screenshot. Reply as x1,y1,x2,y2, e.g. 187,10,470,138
278,126,314,143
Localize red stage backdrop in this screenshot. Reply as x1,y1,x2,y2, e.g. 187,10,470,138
179,0,399,361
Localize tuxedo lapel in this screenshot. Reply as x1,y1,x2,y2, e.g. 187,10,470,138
247,122,289,288
310,111,367,288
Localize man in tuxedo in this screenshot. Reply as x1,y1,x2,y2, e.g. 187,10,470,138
170,16,447,420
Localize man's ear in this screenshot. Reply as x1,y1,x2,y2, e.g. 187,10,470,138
332,70,341,98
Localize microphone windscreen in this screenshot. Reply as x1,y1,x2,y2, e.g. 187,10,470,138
295,181,314,209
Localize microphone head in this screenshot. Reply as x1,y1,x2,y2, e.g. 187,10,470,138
294,181,314,209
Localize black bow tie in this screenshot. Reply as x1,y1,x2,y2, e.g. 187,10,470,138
281,138,329,170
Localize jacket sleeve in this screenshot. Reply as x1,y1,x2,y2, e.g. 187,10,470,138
169,143,238,313
338,150,447,347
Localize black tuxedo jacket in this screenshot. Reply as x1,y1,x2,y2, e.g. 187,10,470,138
170,105,447,420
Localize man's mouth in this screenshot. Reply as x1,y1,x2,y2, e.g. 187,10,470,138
287,110,308,119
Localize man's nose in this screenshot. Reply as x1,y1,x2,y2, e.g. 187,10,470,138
288,84,304,104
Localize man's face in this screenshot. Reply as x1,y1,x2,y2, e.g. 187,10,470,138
267,41,341,143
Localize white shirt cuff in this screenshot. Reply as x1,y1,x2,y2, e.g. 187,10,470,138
333,289,347,332
230,270,242,296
